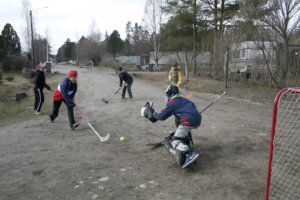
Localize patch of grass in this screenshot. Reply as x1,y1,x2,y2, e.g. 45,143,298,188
5,74,15,82
134,72,279,105
0,72,56,127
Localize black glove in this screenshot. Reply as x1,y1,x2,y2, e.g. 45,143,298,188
147,107,158,123
150,115,157,123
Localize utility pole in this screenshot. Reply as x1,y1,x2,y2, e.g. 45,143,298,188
30,6,48,68
46,41,49,62
30,10,35,68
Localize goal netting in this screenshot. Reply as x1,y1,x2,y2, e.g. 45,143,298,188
265,87,300,200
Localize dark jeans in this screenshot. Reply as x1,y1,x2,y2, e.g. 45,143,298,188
34,87,44,112
122,79,133,97
50,100,75,126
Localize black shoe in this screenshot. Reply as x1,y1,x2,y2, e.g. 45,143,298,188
129,95,132,99
121,96,125,99
49,115,54,123
70,123,79,130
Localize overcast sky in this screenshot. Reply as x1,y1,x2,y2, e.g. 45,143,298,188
0,0,146,54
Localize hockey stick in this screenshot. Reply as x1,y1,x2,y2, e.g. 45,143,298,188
102,87,121,104
179,88,194,98
76,109,110,142
169,81,194,98
148,91,226,148
199,91,226,113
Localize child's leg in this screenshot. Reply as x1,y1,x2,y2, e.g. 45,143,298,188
34,87,38,111
63,100,75,126
50,100,62,121
127,80,133,98
36,89,44,112
171,125,193,152
121,86,127,98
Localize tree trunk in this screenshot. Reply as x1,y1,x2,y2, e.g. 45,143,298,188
225,47,230,88
213,0,218,77
193,0,197,75
184,50,189,80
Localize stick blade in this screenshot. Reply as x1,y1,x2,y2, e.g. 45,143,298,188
185,92,194,98
100,132,110,142
102,98,109,104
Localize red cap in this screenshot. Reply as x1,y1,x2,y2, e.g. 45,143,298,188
68,70,78,78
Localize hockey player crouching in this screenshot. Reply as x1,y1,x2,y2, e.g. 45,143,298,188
141,85,201,168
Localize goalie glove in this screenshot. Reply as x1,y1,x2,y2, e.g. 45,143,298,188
141,101,157,123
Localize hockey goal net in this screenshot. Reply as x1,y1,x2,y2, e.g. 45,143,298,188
265,87,300,200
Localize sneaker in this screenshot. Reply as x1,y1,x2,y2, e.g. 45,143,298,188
34,112,41,115
70,123,79,130
121,96,125,99
129,95,132,99
182,151,199,168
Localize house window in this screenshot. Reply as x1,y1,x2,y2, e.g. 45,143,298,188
234,50,240,59
241,49,245,57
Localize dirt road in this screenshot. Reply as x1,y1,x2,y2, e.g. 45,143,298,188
0,65,273,200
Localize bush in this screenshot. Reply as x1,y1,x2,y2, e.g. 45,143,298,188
5,74,15,82
2,60,12,71
15,56,30,70
1,56,30,71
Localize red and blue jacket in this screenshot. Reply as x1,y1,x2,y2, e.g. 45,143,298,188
154,94,202,127
53,78,77,108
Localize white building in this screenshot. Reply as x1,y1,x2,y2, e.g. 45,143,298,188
227,41,276,73
149,51,211,65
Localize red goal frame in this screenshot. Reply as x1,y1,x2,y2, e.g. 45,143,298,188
265,87,300,200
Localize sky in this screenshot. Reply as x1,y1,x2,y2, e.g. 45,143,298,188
0,0,147,54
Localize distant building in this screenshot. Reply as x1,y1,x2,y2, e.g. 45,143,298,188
227,41,276,74
100,54,142,66
115,56,140,65
149,51,211,66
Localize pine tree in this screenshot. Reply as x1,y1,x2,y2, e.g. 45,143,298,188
0,23,21,56
106,30,124,61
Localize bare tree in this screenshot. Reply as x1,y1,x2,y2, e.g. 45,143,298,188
144,0,165,68
44,28,51,62
254,0,300,87
78,21,102,66
201,0,240,77
88,20,102,43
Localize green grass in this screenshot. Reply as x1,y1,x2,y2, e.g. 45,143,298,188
0,73,53,127
134,72,279,105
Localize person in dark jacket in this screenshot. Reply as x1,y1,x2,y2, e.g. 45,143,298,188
117,66,133,99
141,85,201,168
34,63,51,114
50,70,79,130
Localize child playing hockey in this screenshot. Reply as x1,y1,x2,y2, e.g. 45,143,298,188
34,63,51,114
50,70,79,130
117,66,133,99
141,85,201,168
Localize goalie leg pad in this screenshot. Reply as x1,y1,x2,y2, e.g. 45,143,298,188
164,135,186,166
171,125,193,152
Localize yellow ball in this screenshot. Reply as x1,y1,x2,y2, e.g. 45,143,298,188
120,137,125,142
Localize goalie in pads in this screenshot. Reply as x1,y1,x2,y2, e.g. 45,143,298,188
141,85,201,168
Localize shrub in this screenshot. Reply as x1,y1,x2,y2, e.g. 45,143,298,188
5,74,15,82
15,56,30,70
